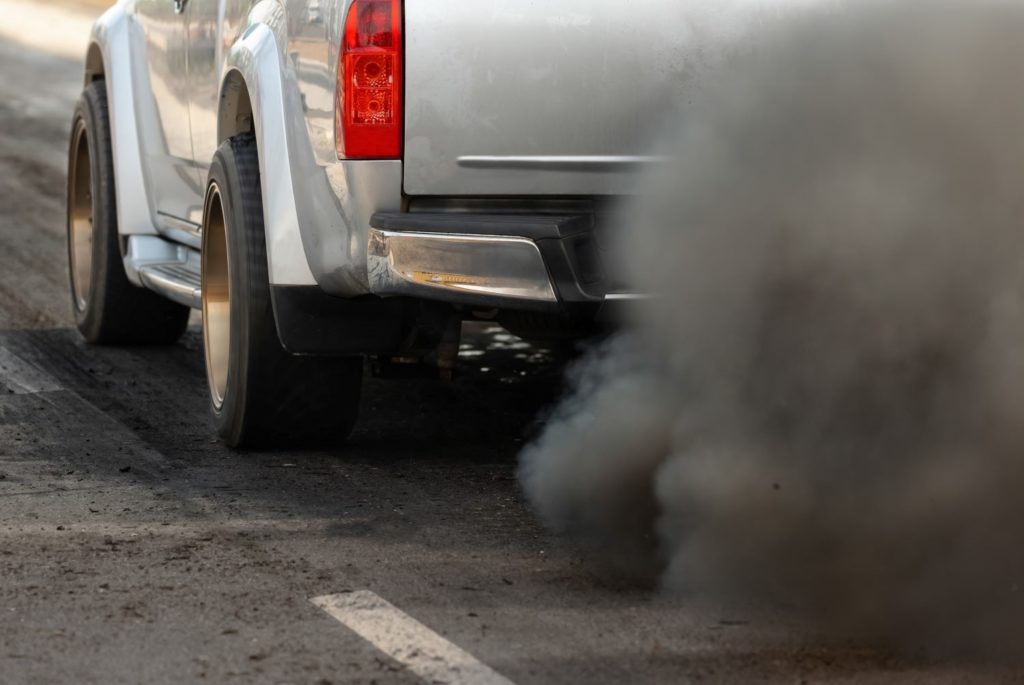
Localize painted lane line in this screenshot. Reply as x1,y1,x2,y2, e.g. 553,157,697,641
311,590,516,685
0,347,62,394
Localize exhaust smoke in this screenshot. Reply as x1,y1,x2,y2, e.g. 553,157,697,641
520,0,1024,654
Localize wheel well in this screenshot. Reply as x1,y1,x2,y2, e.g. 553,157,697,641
218,71,255,144
84,43,104,84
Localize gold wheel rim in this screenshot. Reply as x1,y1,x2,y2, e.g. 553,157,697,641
202,183,230,410
68,120,93,313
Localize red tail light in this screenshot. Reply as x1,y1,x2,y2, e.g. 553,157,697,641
336,0,403,159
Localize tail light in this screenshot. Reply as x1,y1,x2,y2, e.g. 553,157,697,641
336,0,403,159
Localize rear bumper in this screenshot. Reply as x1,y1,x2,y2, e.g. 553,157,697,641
367,212,610,312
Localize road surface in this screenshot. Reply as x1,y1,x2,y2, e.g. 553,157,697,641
0,2,1013,683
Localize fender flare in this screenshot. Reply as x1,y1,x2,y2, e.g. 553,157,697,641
218,3,318,287
86,5,157,240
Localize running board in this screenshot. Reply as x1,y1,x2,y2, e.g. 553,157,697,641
124,236,202,309
138,260,202,309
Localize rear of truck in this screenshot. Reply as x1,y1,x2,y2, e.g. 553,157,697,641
336,0,690,328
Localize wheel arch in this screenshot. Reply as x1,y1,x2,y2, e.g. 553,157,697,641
80,4,164,291
218,13,318,288
217,69,255,145
84,42,105,84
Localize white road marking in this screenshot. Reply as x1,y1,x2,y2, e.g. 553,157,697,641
311,590,516,685
0,347,63,394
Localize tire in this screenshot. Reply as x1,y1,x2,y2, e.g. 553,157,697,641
66,80,190,345
202,134,363,449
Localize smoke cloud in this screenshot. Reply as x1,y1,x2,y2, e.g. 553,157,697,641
519,0,1024,655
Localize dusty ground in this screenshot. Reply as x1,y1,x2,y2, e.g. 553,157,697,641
0,2,1019,683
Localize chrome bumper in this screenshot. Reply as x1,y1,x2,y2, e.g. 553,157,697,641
367,228,558,308
367,212,609,311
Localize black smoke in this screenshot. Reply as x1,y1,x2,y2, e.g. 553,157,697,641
520,0,1024,656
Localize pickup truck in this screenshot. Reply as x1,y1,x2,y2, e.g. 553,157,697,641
67,0,685,447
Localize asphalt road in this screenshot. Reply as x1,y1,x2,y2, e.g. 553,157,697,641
0,3,1016,684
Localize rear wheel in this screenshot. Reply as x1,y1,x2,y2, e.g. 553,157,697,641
66,80,190,345
202,135,363,448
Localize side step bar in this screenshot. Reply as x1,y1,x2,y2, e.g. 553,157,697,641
123,236,202,309
138,261,202,309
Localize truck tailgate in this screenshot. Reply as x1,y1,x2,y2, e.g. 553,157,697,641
403,0,692,197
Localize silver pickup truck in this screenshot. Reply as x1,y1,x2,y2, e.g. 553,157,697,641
67,0,686,447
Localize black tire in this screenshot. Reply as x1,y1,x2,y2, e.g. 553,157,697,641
202,134,363,449
66,80,190,345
